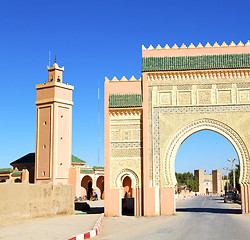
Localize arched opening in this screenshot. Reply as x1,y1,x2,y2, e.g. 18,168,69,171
81,176,93,200
0,179,6,183
14,178,21,183
175,130,238,195
123,176,132,197
122,176,134,216
163,119,248,214
96,176,104,199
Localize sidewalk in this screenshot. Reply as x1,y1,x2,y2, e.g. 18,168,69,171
0,200,104,240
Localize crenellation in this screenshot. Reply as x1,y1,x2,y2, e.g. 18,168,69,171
142,40,250,50
205,42,212,48
180,43,187,49
197,43,203,48
106,76,141,82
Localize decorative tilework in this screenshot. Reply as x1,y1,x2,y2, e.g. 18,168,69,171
142,54,250,72
111,142,142,148
109,94,142,108
152,104,250,187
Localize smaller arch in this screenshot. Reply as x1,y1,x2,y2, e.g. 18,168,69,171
96,176,104,199
14,178,21,183
0,179,6,183
115,169,139,189
123,176,132,198
81,175,93,200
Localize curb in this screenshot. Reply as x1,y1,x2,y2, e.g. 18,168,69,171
68,213,104,240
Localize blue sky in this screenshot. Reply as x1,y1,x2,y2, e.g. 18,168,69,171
0,0,248,172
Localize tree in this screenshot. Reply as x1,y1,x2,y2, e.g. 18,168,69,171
228,164,240,193
175,172,198,192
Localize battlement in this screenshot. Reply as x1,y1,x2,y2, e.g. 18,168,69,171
142,41,250,58
105,76,141,82
142,41,250,50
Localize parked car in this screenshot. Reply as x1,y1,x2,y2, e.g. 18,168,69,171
224,192,236,203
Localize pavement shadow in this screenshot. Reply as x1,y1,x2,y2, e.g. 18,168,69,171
86,207,104,214
176,207,241,214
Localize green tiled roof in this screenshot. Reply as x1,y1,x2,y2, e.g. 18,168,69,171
11,171,22,176
10,153,35,165
0,168,12,173
109,94,142,108
142,53,250,72
93,166,104,170
71,155,86,164
10,153,86,165
80,169,95,173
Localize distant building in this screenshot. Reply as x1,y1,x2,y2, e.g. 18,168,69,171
0,153,104,199
194,169,228,195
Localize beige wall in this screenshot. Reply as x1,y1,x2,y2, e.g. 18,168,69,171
0,181,74,225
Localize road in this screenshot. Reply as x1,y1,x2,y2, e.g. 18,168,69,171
97,196,250,240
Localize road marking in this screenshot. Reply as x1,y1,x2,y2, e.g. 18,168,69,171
202,197,207,206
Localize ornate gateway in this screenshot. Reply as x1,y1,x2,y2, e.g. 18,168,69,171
104,41,250,216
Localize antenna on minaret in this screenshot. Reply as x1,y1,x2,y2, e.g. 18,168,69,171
49,50,51,67
98,79,100,166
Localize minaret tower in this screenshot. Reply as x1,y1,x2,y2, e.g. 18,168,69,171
35,61,74,184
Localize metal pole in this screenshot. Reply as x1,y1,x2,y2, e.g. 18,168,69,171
222,172,224,194
226,168,228,191
98,80,100,166
233,158,236,189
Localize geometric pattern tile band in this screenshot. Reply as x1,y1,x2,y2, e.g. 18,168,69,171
153,104,250,186
111,142,142,148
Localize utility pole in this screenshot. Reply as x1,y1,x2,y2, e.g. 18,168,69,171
98,79,100,166
222,172,224,194
223,167,228,192
228,158,236,189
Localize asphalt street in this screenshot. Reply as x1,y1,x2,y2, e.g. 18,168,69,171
138,196,249,240
97,196,250,240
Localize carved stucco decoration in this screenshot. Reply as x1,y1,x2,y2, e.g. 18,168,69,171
163,119,249,187
114,169,140,188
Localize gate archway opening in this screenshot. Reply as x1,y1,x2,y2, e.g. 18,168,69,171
163,119,249,214
175,129,238,194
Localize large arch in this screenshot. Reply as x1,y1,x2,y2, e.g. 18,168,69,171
164,118,249,188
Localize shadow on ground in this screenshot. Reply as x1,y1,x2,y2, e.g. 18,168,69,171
86,207,104,214
176,207,241,214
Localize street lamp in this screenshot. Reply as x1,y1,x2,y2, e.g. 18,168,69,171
228,158,236,190
223,167,229,192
